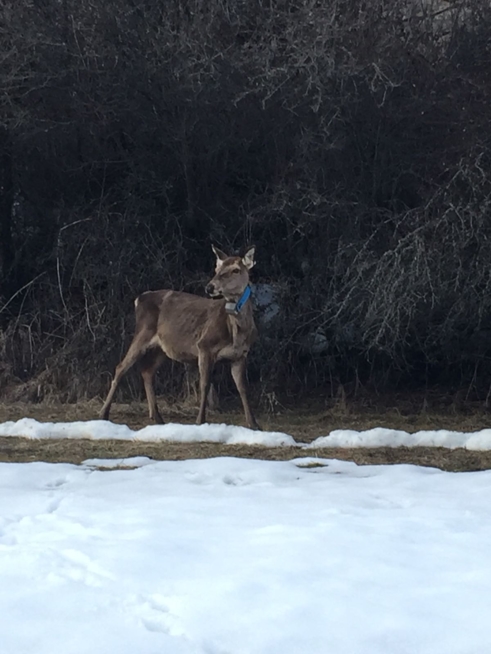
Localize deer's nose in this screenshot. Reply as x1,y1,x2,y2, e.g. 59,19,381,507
206,283,215,296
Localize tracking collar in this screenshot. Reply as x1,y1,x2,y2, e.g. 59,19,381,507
225,285,251,316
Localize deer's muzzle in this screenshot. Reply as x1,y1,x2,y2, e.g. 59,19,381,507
206,283,221,298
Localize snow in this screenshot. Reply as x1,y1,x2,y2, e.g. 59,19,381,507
252,282,281,325
1,418,491,450
0,417,296,447
1,455,491,654
83,456,155,469
308,427,491,450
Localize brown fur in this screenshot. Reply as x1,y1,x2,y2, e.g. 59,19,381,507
100,246,260,429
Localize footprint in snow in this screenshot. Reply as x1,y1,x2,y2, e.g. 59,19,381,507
44,476,68,490
48,548,117,588
134,594,186,638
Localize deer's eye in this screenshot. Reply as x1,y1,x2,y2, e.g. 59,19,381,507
232,269,240,274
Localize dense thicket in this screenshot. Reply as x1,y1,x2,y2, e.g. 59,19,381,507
1,0,491,406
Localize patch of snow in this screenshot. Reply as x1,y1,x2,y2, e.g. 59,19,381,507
304,327,329,353
309,427,491,451
82,456,155,469
0,418,296,447
1,457,491,653
252,282,281,325
0,417,135,440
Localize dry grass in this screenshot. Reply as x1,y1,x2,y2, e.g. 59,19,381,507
0,396,491,472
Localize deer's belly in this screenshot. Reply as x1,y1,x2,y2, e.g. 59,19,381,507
154,335,199,362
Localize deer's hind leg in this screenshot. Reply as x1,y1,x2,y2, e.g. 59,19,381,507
140,348,166,424
100,330,153,420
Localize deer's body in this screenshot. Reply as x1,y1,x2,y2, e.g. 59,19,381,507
100,246,260,429
135,290,257,363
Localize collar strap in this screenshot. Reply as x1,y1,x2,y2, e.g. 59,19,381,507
225,285,251,315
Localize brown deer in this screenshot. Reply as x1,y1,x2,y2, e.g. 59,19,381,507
99,245,261,430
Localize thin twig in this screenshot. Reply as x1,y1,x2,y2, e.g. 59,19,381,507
0,272,47,316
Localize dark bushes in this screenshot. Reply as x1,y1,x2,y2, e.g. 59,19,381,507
1,0,491,403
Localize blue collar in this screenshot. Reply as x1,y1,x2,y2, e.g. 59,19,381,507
225,285,251,315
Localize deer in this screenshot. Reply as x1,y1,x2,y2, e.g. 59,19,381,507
99,245,261,430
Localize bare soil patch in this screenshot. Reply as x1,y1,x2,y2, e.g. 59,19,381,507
0,398,490,472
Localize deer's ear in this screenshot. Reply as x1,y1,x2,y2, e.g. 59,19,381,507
212,245,228,270
242,246,256,270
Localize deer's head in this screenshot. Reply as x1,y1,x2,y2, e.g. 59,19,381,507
206,245,255,302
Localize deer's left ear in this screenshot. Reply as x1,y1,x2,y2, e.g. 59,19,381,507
242,246,256,270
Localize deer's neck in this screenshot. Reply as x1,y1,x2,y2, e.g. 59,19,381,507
226,297,255,347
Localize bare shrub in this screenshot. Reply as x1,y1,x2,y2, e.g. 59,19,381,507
1,0,491,402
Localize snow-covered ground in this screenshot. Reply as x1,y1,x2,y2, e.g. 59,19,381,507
1,455,491,654
1,417,491,449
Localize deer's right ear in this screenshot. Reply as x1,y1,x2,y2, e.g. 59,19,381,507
212,245,228,270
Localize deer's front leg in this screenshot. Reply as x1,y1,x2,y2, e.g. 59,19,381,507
197,351,213,424
231,358,261,430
